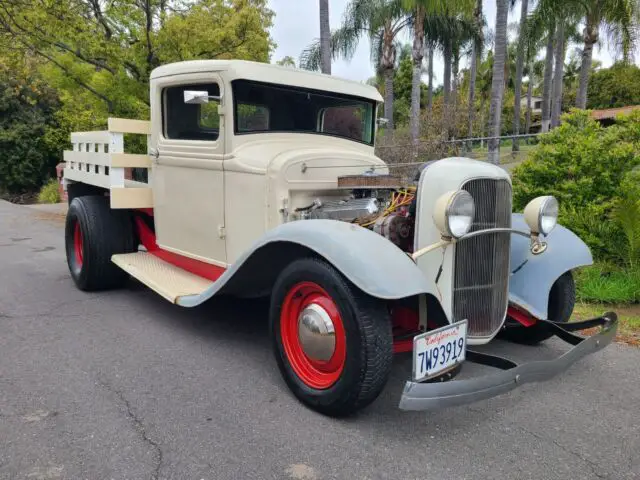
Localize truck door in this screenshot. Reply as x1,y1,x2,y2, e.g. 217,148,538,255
149,73,227,268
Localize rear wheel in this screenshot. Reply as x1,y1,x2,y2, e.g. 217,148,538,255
65,195,136,291
270,258,393,416
501,271,576,345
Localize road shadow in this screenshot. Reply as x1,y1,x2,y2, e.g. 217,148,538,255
119,278,588,437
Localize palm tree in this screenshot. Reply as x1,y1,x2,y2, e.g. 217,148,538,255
550,22,566,128
319,0,332,74
427,13,477,137
300,0,409,131
526,59,545,133
574,0,637,109
487,0,509,165
467,0,483,139
512,0,530,152
426,43,434,113
541,26,555,132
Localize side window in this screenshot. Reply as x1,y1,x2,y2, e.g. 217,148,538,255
236,103,270,132
321,105,365,142
164,83,220,141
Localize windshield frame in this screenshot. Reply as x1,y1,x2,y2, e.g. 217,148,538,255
231,79,377,146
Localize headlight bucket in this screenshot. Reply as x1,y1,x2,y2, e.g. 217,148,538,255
433,190,476,239
524,195,559,235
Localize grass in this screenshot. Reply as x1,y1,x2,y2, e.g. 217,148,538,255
573,302,640,346
575,264,640,303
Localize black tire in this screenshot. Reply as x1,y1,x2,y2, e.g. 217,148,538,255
65,195,136,291
501,271,576,345
270,258,393,416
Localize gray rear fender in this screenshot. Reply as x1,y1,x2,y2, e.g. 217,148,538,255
178,220,434,307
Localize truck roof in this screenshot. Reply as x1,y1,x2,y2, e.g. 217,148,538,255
150,60,384,103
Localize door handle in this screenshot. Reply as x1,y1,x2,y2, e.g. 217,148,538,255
148,148,159,164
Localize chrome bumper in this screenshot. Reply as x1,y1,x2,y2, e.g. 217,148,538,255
399,313,618,411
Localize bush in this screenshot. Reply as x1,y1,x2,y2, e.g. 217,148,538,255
0,69,61,194
576,264,640,303
613,169,640,268
37,179,61,204
512,110,640,264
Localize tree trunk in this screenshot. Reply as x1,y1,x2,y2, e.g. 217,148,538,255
512,0,528,152
427,45,434,114
467,0,483,142
551,22,565,128
381,30,396,134
452,51,459,109
487,0,508,165
383,67,395,133
525,65,533,134
541,25,555,133
410,6,425,146
443,38,452,136
576,24,597,109
319,0,331,74
443,39,452,107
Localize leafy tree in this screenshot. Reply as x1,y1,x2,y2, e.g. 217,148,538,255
276,56,296,67
392,47,427,125
587,62,640,108
0,57,60,193
0,0,275,123
573,0,637,109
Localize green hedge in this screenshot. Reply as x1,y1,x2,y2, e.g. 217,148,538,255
512,110,640,265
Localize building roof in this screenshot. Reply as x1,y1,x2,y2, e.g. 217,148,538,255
150,60,384,102
590,105,640,120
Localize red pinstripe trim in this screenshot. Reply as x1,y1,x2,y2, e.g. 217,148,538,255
134,216,225,282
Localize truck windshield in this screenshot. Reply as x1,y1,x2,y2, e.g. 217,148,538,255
232,80,376,145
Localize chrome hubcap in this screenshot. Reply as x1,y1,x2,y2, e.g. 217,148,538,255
297,303,336,362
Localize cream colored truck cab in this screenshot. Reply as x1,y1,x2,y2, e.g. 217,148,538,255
63,60,618,416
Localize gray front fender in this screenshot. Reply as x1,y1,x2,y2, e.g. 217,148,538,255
178,220,432,307
509,214,592,320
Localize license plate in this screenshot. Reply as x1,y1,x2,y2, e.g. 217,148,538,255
413,320,467,382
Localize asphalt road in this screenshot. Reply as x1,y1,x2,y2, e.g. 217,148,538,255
0,199,638,480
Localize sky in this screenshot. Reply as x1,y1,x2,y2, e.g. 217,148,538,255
267,0,624,87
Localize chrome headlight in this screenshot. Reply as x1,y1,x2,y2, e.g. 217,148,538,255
433,190,476,239
524,195,559,235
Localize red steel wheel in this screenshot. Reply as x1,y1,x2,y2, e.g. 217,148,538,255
270,258,393,416
280,282,347,389
73,220,84,268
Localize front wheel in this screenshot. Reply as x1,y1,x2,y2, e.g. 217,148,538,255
501,271,576,345
270,258,393,417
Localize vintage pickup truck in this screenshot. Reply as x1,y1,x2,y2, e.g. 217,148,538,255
62,60,617,416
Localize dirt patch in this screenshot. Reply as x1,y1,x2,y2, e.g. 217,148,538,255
574,303,640,347
0,192,38,204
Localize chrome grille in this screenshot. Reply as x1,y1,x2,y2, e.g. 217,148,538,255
453,178,512,337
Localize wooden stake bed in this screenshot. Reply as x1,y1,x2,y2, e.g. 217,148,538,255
63,118,154,209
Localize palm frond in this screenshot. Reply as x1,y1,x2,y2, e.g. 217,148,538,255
299,38,321,71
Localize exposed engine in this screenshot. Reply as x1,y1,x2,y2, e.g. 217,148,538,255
297,173,417,253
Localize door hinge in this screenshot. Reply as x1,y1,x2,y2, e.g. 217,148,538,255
218,225,226,239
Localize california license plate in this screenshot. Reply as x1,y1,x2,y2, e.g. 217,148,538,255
413,320,468,382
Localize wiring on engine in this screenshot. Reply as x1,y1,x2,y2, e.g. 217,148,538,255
357,186,417,228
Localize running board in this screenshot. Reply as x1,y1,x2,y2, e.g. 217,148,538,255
112,252,213,303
